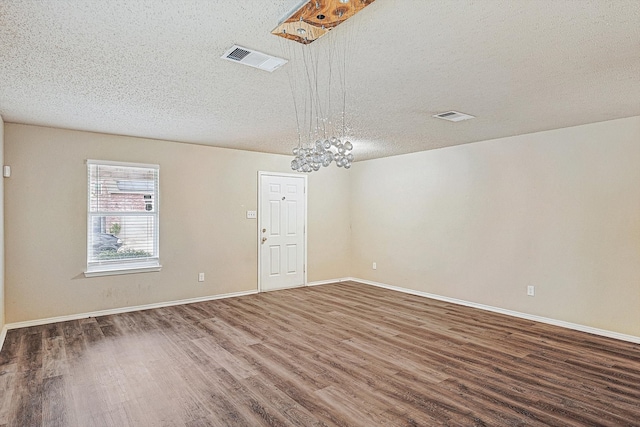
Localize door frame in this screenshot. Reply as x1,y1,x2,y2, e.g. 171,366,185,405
257,171,308,292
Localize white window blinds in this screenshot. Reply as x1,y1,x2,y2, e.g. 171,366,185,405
86,160,160,275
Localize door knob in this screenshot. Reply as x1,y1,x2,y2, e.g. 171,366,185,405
261,237,267,244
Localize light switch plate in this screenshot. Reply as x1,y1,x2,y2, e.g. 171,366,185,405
246,210,257,219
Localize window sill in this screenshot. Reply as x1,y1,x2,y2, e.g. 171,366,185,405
84,264,162,278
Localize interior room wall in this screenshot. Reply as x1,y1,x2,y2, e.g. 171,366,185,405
350,116,640,337
307,170,351,282
0,115,4,331
4,124,350,324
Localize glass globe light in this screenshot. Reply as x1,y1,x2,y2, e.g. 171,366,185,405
344,141,353,151
346,153,354,162
344,161,352,169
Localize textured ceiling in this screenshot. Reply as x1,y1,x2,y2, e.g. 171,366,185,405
0,0,639,161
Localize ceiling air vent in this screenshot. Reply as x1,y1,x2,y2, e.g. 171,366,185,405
433,111,476,122
221,45,287,72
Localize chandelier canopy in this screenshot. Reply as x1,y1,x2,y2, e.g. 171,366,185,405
272,0,375,45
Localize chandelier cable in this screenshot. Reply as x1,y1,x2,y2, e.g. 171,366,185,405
282,22,356,173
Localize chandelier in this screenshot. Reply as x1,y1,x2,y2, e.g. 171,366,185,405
292,137,354,172
273,0,375,172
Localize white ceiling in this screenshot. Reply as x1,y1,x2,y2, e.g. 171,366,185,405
0,0,639,161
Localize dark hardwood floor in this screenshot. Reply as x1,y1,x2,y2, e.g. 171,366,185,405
0,281,639,426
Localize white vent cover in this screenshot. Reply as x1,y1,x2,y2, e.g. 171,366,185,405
221,45,287,72
433,111,476,122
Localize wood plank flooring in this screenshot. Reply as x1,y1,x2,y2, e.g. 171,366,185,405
1,281,639,426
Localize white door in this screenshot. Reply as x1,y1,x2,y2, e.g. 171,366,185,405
258,172,306,291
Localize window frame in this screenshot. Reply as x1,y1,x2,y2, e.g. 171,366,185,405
84,159,161,277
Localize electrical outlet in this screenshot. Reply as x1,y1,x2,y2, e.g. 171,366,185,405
527,285,535,296
372,262,377,270
198,272,205,282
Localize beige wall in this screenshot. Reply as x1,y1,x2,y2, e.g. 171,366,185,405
0,115,4,330
350,116,640,337
4,124,350,323
308,169,351,281
5,117,639,338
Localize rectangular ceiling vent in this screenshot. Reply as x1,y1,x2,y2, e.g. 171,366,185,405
221,45,287,72
433,111,476,122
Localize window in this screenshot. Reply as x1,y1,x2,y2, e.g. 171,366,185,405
85,160,161,276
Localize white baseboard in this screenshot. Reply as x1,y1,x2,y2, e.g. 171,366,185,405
342,277,640,344
3,278,637,355
4,289,258,332
307,278,350,287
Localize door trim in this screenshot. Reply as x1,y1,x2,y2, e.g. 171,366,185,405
257,171,308,292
